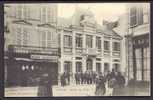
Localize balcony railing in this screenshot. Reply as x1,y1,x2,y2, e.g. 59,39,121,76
83,48,101,56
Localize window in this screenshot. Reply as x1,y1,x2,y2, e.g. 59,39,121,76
113,64,120,72
96,58,101,61
143,14,149,24
64,61,72,73
16,5,30,20
16,27,22,45
47,31,52,47
130,7,137,27
16,27,28,46
104,63,110,72
76,57,82,60
64,35,72,48
96,37,101,49
104,41,110,50
113,42,120,51
96,63,101,73
137,7,143,25
40,7,50,23
86,59,92,71
76,62,82,72
40,31,52,48
143,6,149,24
86,35,92,48
76,34,82,48
22,28,28,45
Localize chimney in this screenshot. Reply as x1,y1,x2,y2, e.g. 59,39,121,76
103,20,118,29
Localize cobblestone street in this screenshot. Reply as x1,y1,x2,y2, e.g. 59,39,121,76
5,84,150,97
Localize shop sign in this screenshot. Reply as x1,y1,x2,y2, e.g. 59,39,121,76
31,54,58,60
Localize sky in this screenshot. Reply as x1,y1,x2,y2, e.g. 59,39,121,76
58,3,128,25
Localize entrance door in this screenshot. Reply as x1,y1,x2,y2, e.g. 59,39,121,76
86,58,93,71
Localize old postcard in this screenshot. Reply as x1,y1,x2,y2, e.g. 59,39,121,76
4,3,150,97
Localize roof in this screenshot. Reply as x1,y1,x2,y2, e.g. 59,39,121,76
57,8,122,39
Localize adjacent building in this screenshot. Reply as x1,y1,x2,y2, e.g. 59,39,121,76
4,4,59,86
125,3,150,83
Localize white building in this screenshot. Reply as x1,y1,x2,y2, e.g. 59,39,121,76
57,8,123,82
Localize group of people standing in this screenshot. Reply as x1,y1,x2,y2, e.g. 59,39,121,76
60,72,70,86
75,71,97,85
95,69,126,96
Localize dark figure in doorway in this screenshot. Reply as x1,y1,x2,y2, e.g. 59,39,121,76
37,73,53,97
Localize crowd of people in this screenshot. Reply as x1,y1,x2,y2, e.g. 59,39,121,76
37,69,125,96
60,69,126,96
95,69,126,96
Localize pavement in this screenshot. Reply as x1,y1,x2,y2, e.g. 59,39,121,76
5,84,150,97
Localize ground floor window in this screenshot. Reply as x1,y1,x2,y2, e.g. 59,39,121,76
135,47,150,81
64,61,72,73
76,62,82,72
96,63,101,73
104,63,110,72
113,63,120,72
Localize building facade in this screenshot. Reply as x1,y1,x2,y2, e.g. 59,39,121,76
57,8,123,84
4,4,59,86
4,4,124,86
126,3,150,83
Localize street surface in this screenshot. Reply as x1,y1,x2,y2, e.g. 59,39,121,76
5,84,150,97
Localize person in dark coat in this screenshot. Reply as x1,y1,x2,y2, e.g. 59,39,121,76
89,71,92,84
95,75,106,96
92,71,97,84
110,68,116,79
67,72,70,85
75,72,79,85
37,73,53,97
105,70,112,81
60,73,65,87
80,71,84,84
63,72,67,86
113,72,126,96
116,72,125,87
84,71,88,84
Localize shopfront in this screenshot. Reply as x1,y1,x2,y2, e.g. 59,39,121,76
133,34,150,82
5,45,59,87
